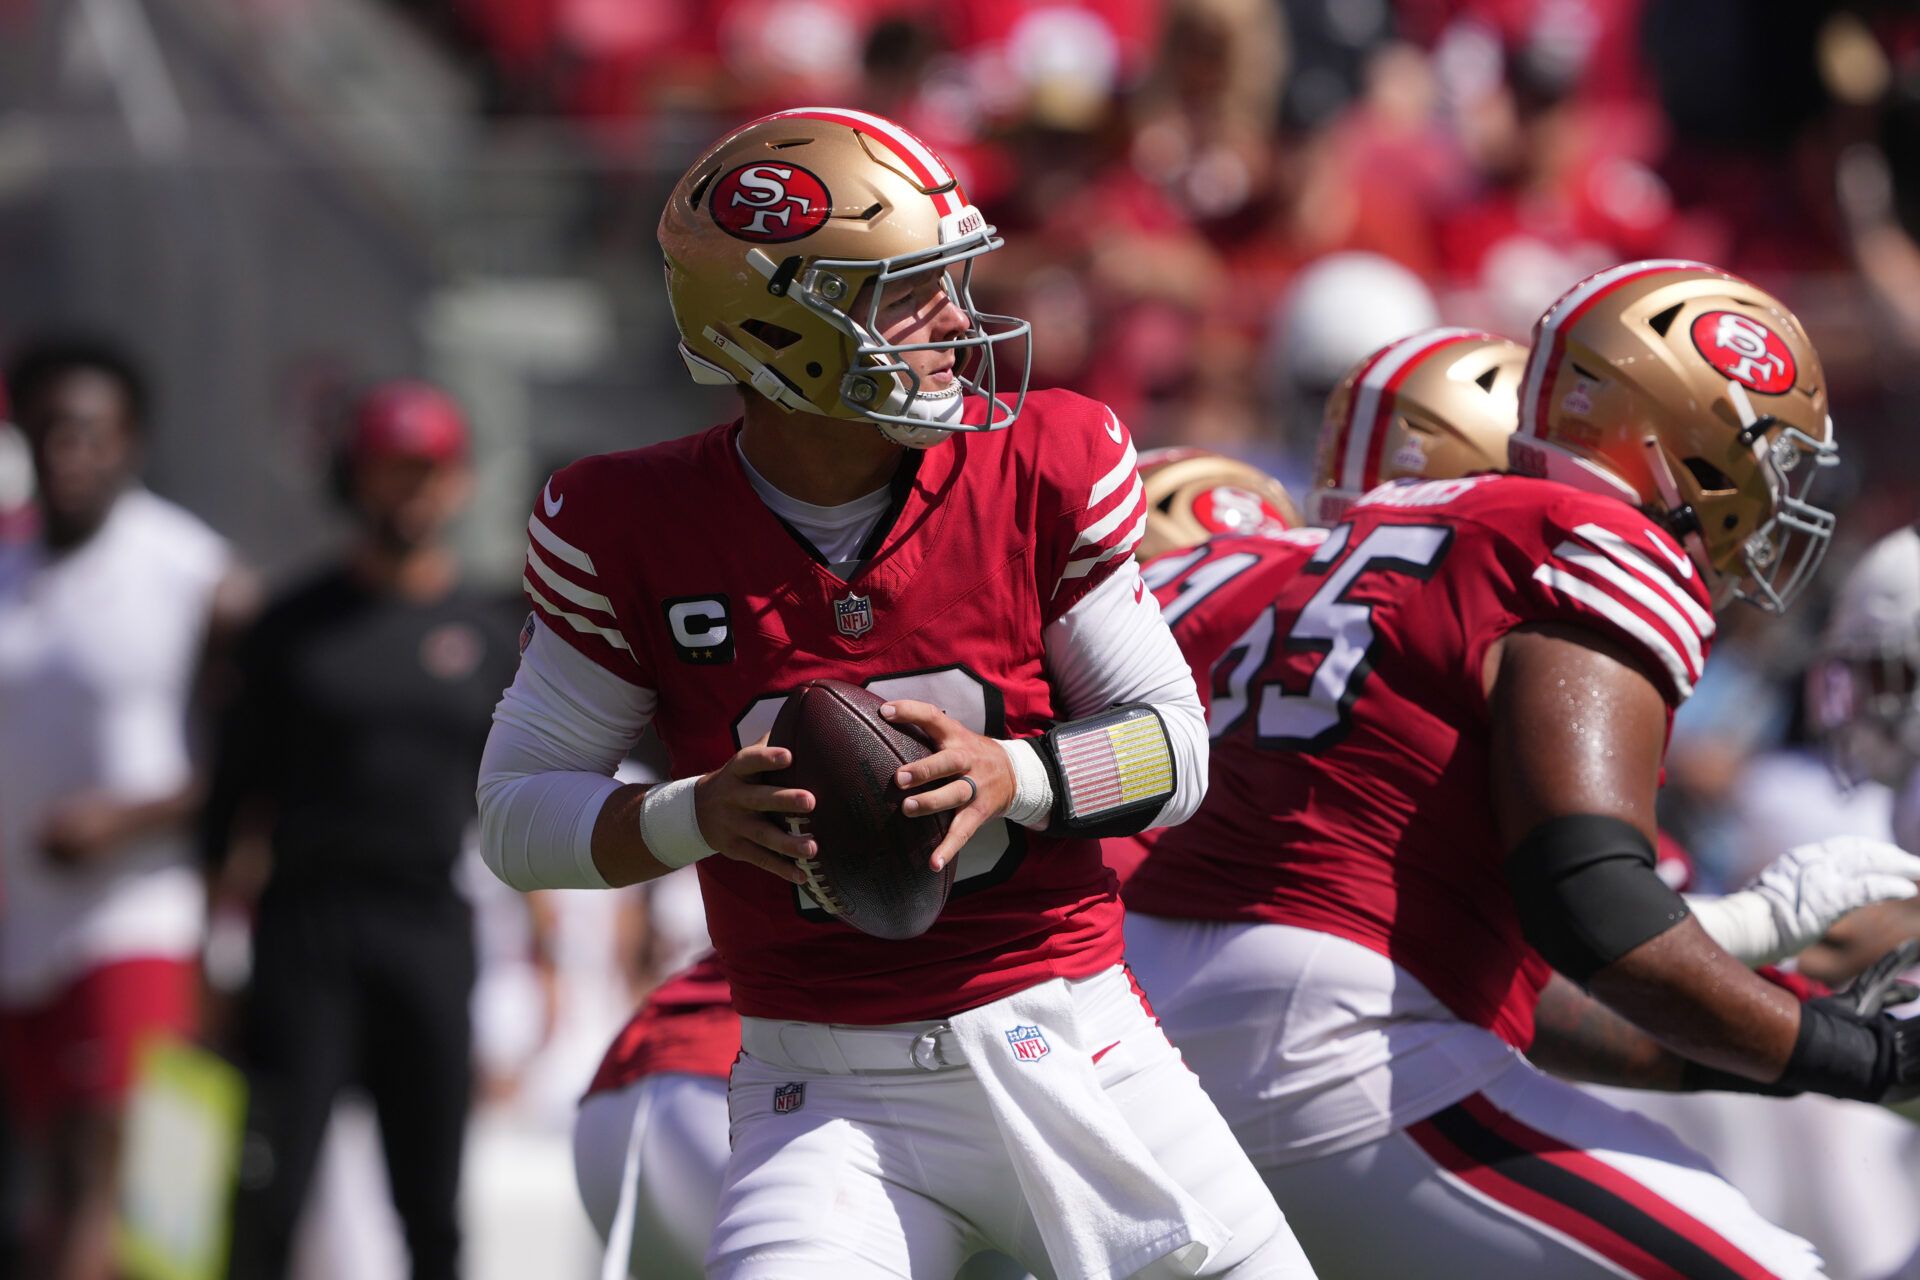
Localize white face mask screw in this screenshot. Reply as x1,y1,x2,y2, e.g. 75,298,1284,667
818,274,847,302
847,377,876,403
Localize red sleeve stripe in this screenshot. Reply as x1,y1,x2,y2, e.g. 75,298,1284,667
1057,506,1149,592
761,107,962,216
1573,524,1715,636
1532,565,1696,697
1073,473,1145,554
1088,429,1139,509
524,578,633,653
526,545,617,618
1344,328,1490,493
1520,260,1731,440
528,514,598,576
1551,543,1710,678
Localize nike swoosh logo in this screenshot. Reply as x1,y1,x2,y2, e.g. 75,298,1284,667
543,481,564,519
1643,530,1693,579
1133,579,1145,604
1092,1041,1121,1064
1104,410,1124,443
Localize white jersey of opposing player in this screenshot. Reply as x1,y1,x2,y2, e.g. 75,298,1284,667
0,488,229,1001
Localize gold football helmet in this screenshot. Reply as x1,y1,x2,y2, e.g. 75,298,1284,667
1135,448,1301,561
657,107,1030,448
1509,260,1837,613
1308,329,1526,526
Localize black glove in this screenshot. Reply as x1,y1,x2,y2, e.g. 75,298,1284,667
1684,940,1920,1100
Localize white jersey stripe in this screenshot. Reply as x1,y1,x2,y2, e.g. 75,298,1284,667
1571,524,1715,636
527,545,616,617
1088,432,1139,509
1533,565,1694,698
525,579,633,653
528,514,597,576
1058,511,1149,588
1073,475,1145,552
1551,545,1704,680
1341,328,1481,491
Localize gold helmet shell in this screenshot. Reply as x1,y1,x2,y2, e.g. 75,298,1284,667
1309,329,1526,526
1135,448,1302,561
1508,260,1837,613
657,107,1030,448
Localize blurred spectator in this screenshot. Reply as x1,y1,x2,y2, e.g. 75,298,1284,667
0,336,252,1280
205,382,521,1280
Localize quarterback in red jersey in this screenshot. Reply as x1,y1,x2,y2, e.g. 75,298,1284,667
1126,274,1920,1279
477,108,1309,1279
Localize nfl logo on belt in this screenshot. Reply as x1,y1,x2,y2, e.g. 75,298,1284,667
835,593,874,638
773,1082,805,1114
1005,1025,1050,1063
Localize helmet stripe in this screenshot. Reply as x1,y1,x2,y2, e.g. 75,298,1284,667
763,107,962,216
1343,328,1486,493
1520,259,1725,439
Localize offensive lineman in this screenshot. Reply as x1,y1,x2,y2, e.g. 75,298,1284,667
476,108,1312,1279
1124,268,1920,1278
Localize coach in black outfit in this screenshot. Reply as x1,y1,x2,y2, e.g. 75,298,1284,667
206,382,520,1279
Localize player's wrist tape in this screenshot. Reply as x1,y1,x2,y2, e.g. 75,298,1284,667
1031,704,1177,838
1505,815,1691,986
638,776,718,869
1768,1001,1916,1102
1682,892,1782,968
997,738,1054,829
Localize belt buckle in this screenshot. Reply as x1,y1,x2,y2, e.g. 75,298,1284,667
909,1024,955,1072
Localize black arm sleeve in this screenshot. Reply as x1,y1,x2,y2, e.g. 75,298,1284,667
1505,814,1691,986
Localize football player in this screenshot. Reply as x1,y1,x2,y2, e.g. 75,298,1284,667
1123,266,1920,1279
477,109,1312,1279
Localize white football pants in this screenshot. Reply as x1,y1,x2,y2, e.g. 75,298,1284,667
708,965,1316,1279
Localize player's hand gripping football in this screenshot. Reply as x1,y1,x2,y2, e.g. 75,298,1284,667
693,737,817,885
880,699,1015,873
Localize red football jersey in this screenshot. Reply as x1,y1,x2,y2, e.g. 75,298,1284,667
1124,475,1716,1048
523,390,1149,1023
584,954,739,1097
1105,527,1334,885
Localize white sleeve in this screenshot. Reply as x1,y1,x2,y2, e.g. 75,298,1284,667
1004,557,1208,829
476,617,658,891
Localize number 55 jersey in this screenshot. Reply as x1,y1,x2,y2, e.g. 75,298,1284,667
524,389,1152,1025
1124,473,1717,1049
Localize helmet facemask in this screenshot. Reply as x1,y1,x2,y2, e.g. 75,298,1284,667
780,212,1031,449
1645,378,1838,614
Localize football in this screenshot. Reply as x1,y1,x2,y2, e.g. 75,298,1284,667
766,679,956,940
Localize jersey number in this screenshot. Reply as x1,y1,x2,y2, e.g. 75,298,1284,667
732,666,1021,923
1212,523,1452,749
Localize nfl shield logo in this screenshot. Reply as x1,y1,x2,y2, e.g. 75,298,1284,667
834,593,874,638
1005,1025,1050,1063
773,1082,805,1114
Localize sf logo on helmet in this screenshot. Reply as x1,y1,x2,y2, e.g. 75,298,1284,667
711,163,832,243
1690,311,1797,394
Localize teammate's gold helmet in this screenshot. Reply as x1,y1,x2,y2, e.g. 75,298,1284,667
658,107,1031,448
1308,329,1526,526
1135,448,1301,561
1509,260,1837,613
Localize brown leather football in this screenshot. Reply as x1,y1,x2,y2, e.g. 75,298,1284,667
766,679,956,940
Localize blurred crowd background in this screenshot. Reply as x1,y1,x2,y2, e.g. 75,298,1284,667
3,0,1920,1277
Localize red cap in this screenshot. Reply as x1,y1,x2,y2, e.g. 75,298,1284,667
348,381,469,463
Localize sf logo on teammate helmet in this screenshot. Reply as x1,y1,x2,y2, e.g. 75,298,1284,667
1690,311,1797,394
710,163,832,243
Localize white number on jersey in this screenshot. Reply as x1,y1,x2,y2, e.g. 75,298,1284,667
732,666,1018,922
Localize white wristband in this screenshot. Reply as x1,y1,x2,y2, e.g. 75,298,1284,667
639,776,718,869
998,738,1055,829
1684,891,1781,968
